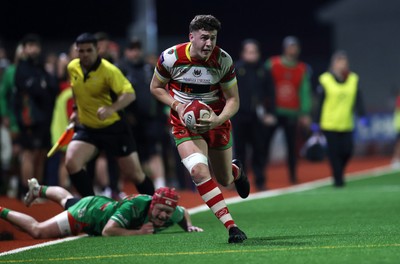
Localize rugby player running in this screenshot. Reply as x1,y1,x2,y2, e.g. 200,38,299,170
150,14,249,243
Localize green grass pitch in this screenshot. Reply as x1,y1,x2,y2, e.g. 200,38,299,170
1,171,399,264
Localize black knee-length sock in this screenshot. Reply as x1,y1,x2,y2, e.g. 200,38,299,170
135,176,155,195
69,169,95,197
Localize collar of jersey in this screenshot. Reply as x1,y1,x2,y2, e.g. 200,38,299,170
185,43,210,63
82,57,102,81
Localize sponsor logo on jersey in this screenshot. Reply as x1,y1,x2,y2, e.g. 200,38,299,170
193,69,202,77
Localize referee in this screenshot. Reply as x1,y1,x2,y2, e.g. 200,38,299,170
65,33,154,196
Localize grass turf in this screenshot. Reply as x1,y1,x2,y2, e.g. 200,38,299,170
1,171,399,263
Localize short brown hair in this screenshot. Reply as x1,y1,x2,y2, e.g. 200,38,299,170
189,15,221,32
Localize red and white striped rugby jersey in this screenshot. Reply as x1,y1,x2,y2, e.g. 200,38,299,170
155,42,237,111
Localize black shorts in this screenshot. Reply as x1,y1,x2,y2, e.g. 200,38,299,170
17,124,51,150
132,117,166,161
72,120,137,157
65,197,81,210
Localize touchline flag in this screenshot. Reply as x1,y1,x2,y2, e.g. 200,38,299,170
47,122,75,157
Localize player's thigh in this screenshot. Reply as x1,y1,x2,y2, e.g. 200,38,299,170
177,139,208,159
208,147,233,185
36,211,70,238
117,152,145,181
65,141,97,171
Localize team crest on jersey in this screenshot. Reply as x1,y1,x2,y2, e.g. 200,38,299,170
168,49,174,55
193,69,202,77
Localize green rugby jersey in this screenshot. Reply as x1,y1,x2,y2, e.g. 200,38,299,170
67,195,185,236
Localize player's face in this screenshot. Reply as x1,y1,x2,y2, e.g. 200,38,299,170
242,43,260,64
76,43,98,69
284,44,300,59
332,56,349,73
24,42,41,59
189,29,217,60
150,204,174,227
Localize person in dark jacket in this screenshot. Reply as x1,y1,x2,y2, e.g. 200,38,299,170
232,39,275,190
13,34,58,196
116,39,168,189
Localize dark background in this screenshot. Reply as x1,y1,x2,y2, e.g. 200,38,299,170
0,0,334,59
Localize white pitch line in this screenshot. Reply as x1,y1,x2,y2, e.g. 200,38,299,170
1,165,395,257
0,235,86,257
188,164,395,215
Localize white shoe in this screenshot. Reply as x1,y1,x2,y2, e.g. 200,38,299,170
24,178,40,207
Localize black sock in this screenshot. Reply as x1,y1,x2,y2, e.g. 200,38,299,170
69,169,95,197
135,176,155,195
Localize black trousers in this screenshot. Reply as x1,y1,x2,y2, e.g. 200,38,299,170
322,130,353,187
232,113,268,189
264,115,298,183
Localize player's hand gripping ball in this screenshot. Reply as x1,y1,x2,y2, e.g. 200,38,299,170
182,100,211,132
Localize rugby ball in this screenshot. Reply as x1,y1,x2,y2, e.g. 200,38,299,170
182,100,211,132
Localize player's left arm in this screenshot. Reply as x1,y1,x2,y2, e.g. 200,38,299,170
97,92,135,121
97,69,136,121
196,82,239,133
219,82,240,123
177,207,203,232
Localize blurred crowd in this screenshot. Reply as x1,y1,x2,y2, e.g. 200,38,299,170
0,32,186,200
0,31,394,201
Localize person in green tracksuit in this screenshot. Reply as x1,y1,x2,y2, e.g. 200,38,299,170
0,179,203,238
312,50,366,187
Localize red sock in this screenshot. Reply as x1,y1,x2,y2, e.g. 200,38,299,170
232,163,240,181
196,178,235,229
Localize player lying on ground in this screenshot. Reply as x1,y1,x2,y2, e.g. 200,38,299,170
0,179,203,238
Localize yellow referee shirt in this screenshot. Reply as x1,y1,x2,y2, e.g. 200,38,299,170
68,58,135,128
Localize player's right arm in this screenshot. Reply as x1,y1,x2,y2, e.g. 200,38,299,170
150,74,175,109
102,219,154,236
150,55,186,118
